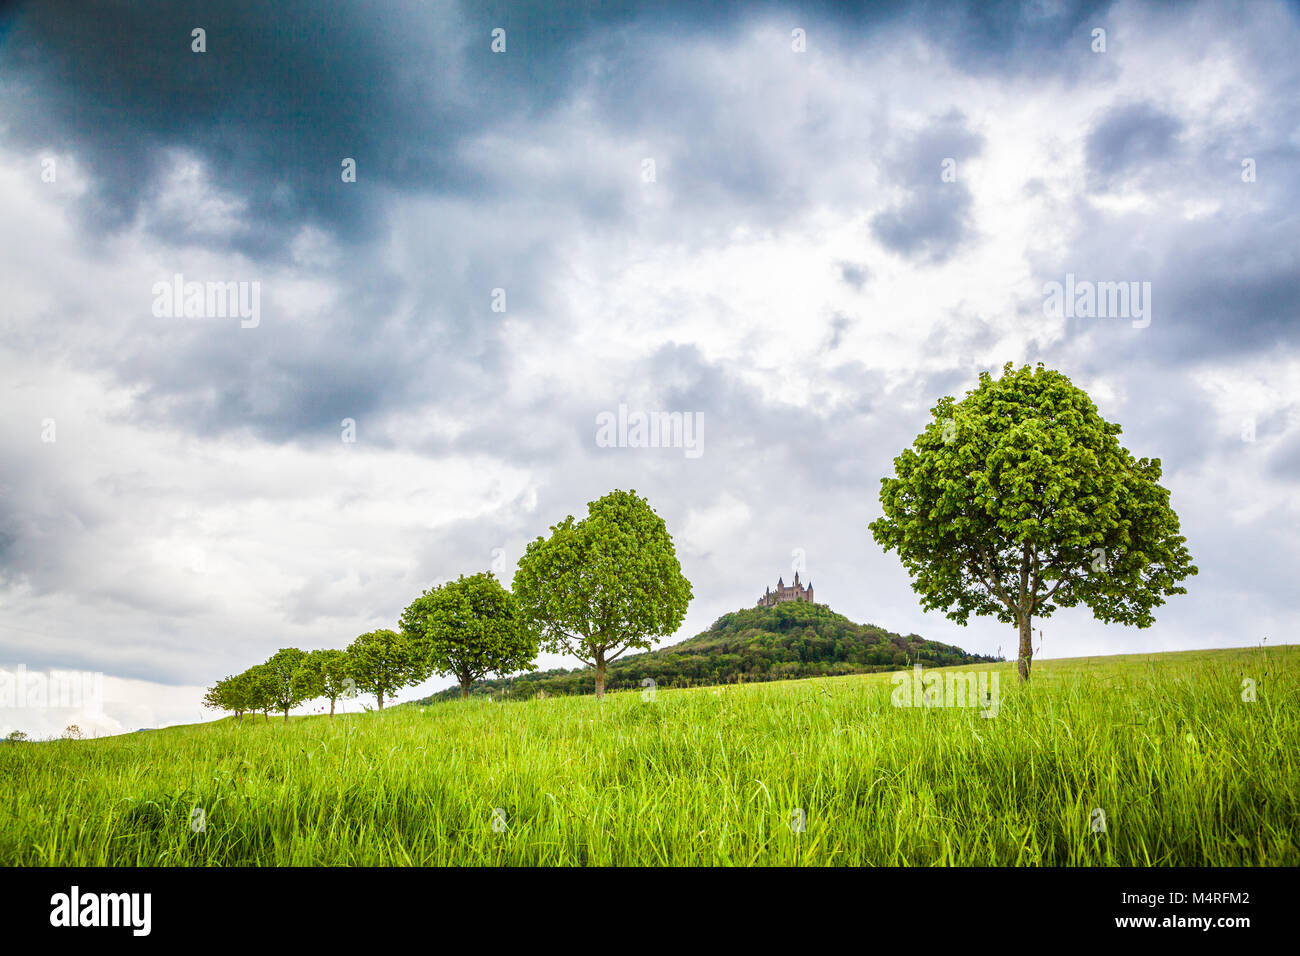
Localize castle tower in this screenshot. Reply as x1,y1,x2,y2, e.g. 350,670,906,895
757,572,815,607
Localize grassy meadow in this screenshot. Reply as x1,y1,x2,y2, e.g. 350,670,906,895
1,645,1296,866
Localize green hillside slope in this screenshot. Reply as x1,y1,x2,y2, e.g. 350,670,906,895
3,647,1295,866
418,601,999,701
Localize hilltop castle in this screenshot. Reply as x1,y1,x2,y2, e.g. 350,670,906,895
757,572,814,607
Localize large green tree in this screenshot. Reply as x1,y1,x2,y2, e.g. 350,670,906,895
399,572,539,698
346,629,427,710
870,363,1196,682
513,489,693,698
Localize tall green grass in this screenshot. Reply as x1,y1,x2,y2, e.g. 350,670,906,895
1,646,1295,865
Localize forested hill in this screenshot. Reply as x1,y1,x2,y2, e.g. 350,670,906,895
416,602,999,702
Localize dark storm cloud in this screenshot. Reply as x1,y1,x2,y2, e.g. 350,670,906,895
2,0,1293,457
0,0,1118,260
870,111,984,263
111,269,512,445
4,1,446,256
1029,84,1300,369
1157,232,1300,359
0,463,103,588
0,0,1117,455
1029,195,1300,366
1,0,719,256
607,342,904,494
1086,101,1184,190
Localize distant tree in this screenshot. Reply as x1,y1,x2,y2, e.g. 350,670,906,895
289,664,321,712
242,664,276,721
202,679,224,714
4,730,28,743
346,629,427,710
260,648,310,722
293,648,352,717
400,572,540,698
62,724,83,740
203,675,241,719
870,363,1197,682
225,669,263,721
513,489,692,698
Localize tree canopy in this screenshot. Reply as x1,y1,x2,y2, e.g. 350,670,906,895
513,489,692,697
346,629,427,709
243,664,276,720
293,648,353,716
264,647,310,721
870,362,1196,680
400,572,539,698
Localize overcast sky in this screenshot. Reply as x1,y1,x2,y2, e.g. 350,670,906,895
2,0,1297,737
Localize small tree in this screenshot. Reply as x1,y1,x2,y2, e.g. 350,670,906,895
294,648,352,717
400,572,540,699
62,724,83,740
346,629,427,710
870,363,1197,682
203,675,242,719
4,730,28,743
262,648,310,722
513,489,693,699
227,669,262,721
242,664,276,721
202,679,226,715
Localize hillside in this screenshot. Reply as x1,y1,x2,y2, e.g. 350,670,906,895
417,601,999,701
3,647,1295,866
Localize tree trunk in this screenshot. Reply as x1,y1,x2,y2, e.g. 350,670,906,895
377,690,385,711
283,708,289,723
1017,613,1033,682
460,679,471,699
329,698,335,717
594,650,607,700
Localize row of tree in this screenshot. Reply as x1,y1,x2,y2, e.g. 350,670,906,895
204,489,694,719
207,361,1199,715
